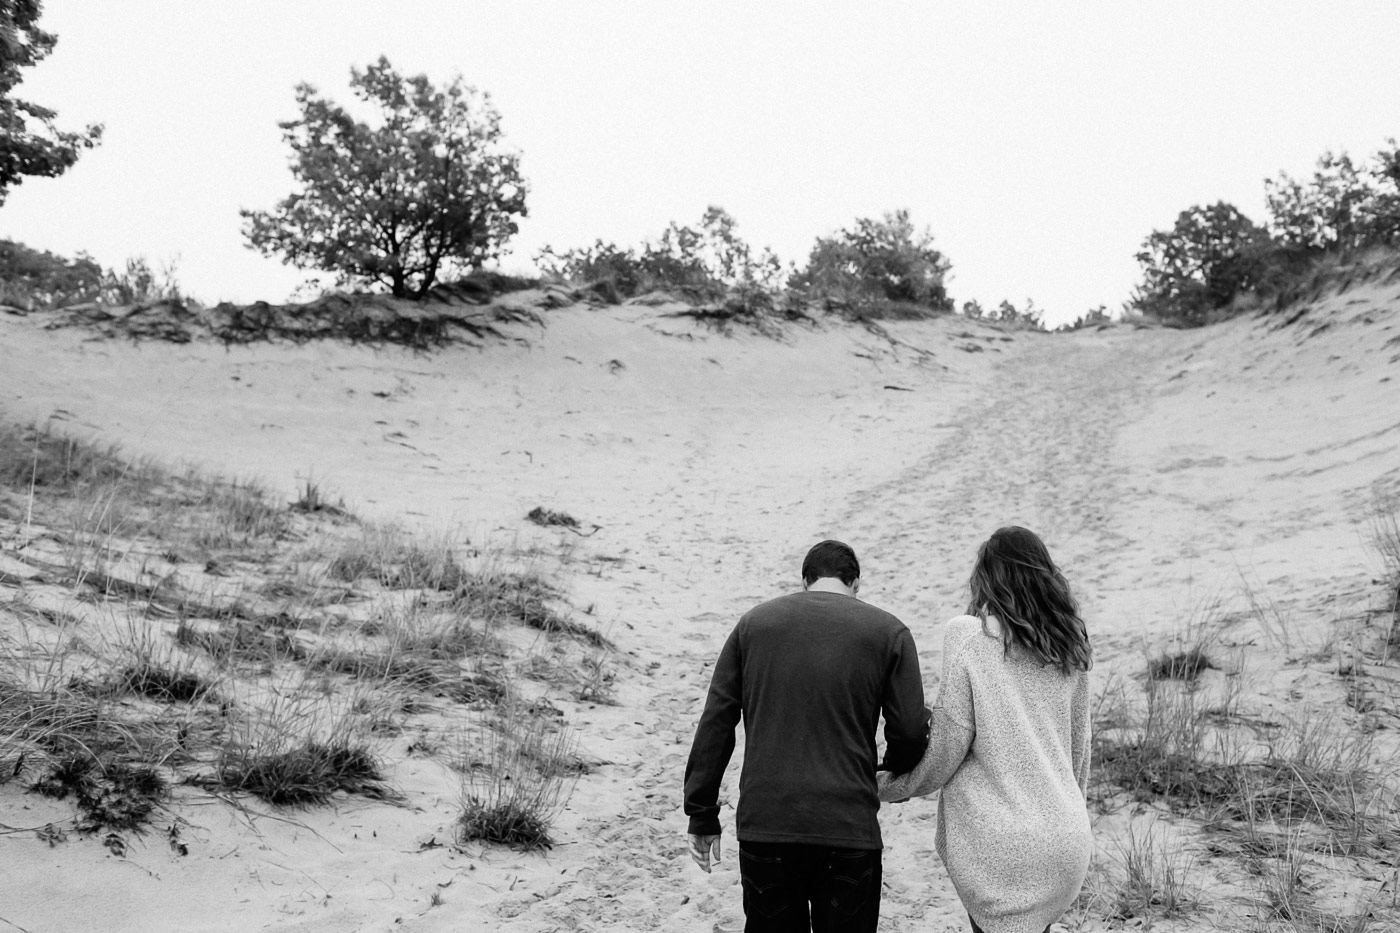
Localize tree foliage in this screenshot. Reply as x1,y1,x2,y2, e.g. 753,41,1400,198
242,57,527,299
0,239,186,310
0,238,186,311
0,0,103,206
1265,143,1400,253
536,206,782,300
1130,202,1272,326
0,237,101,308
789,210,953,315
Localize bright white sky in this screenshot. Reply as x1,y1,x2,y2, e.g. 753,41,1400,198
4,2,1399,325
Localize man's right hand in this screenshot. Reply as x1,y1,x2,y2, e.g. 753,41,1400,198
688,833,721,872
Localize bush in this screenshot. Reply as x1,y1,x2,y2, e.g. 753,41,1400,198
0,240,191,311
242,57,527,298
536,205,782,302
0,239,104,310
789,209,953,317
1057,305,1113,332
1266,142,1400,253
1129,202,1273,327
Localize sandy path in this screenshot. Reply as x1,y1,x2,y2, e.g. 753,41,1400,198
420,329,1162,933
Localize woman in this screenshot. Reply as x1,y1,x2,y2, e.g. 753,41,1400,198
879,526,1092,933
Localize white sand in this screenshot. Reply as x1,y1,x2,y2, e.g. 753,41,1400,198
0,288,1397,931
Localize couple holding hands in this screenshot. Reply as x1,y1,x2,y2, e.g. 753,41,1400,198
684,529,1093,933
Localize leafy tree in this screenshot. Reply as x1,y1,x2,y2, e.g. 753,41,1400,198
1265,144,1400,252
1265,152,1372,252
0,1,103,206
790,209,953,314
1130,202,1272,326
242,57,527,298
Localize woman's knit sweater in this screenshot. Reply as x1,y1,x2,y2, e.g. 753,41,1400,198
879,615,1092,933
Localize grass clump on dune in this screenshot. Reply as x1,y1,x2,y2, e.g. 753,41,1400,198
456,707,580,851
219,741,386,807
29,754,167,831
1146,645,1215,682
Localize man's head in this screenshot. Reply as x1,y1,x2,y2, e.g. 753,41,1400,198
801,539,860,589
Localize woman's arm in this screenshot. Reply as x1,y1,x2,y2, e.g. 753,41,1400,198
878,707,973,801
1070,669,1091,796
878,621,977,801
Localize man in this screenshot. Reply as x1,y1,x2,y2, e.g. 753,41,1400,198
683,540,929,933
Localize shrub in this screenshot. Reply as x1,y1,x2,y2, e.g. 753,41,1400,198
242,56,527,298
789,209,953,318
1057,305,1113,331
1266,142,1400,253
100,255,187,306
0,240,192,310
536,205,782,302
1129,202,1274,327
0,239,104,310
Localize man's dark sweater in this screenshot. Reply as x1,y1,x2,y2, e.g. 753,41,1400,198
683,590,928,850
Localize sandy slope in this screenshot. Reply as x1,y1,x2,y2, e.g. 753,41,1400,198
1,288,1397,931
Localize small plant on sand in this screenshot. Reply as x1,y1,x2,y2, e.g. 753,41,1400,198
1107,819,1198,921
0,423,149,494
184,479,287,550
324,524,470,590
456,706,579,850
220,741,384,806
1146,601,1225,682
291,476,347,516
1370,497,1400,662
1147,644,1216,681
29,755,166,831
526,506,580,530
214,684,389,806
574,649,618,705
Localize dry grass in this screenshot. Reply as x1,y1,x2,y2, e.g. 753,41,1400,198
213,680,392,806
1371,497,1400,664
456,706,580,850
1095,676,1392,856
1146,600,1225,683
1106,819,1198,921
1,418,604,841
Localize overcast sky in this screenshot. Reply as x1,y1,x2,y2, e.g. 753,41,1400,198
4,2,1399,325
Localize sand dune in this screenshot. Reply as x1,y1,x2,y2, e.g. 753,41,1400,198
1,286,1397,931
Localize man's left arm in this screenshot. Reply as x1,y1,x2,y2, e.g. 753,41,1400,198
878,627,930,775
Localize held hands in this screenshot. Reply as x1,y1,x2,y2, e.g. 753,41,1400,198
688,833,721,873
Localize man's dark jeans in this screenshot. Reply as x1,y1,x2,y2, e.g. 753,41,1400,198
737,841,881,933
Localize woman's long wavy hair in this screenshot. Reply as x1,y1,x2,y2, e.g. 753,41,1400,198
967,526,1091,674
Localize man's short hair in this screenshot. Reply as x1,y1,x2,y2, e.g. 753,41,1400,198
802,540,860,586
